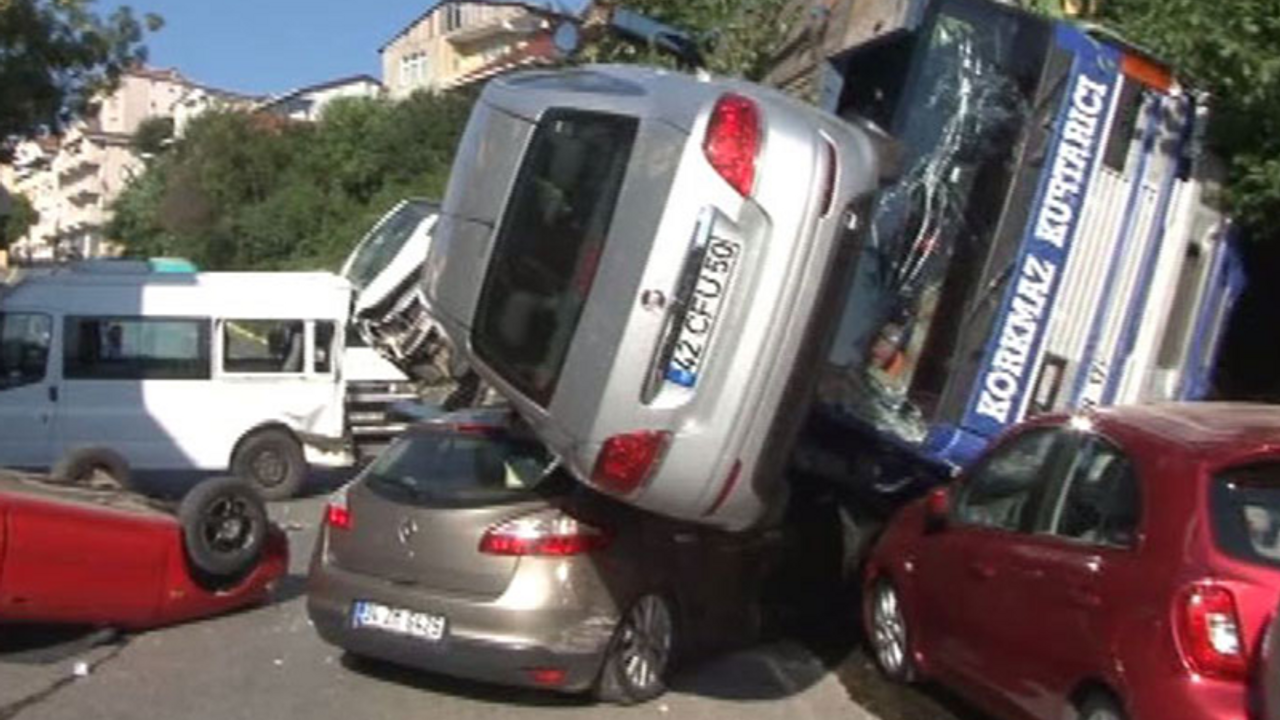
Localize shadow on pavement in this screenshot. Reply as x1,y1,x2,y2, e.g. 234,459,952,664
0,626,119,665
339,652,594,708
671,641,832,701
272,573,310,604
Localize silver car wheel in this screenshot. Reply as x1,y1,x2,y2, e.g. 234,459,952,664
618,595,673,691
871,581,908,677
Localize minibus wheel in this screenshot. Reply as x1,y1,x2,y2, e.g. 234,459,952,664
231,428,306,500
52,447,132,491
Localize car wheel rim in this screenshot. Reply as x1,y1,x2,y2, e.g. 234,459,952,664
618,596,672,691
251,449,287,486
203,496,254,554
871,583,907,675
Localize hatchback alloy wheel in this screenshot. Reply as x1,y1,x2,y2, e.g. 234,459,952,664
619,595,673,690
868,579,914,681
596,593,675,704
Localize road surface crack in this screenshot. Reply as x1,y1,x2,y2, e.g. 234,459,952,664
0,638,130,720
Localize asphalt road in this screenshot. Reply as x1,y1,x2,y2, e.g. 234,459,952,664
0,490,983,720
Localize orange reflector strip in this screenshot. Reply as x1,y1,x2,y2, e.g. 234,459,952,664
1122,54,1173,92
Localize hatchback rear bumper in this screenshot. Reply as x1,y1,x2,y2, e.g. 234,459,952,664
1130,674,1250,720
307,555,616,693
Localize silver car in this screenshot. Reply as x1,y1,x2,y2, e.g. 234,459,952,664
423,65,884,530
306,408,763,702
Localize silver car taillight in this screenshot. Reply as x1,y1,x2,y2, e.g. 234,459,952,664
703,93,761,197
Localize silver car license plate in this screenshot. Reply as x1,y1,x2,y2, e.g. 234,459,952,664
351,600,447,641
666,236,741,388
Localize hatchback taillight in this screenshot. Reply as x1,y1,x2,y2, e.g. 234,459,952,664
1174,582,1248,681
590,431,671,495
479,509,610,557
703,93,761,197
324,488,352,531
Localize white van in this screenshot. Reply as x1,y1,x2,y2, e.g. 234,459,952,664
0,269,354,498
340,198,446,378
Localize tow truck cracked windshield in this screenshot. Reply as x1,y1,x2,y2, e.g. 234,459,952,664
3,1,1280,720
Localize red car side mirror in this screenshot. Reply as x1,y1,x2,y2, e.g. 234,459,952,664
924,486,950,531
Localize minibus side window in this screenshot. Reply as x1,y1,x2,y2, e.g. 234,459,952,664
315,321,335,374
0,312,52,390
223,319,306,374
64,317,210,380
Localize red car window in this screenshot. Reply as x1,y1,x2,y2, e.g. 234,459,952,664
1044,435,1141,548
955,428,1064,532
1211,462,1280,569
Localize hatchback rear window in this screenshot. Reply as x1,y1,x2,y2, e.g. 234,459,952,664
364,429,565,508
472,109,639,406
1211,462,1280,569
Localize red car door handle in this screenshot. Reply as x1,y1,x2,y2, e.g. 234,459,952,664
968,562,996,580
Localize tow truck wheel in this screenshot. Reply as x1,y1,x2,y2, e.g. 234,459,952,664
231,428,306,500
179,476,267,580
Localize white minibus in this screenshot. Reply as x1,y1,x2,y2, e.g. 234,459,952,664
0,269,355,498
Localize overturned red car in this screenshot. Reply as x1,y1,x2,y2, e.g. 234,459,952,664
0,473,287,630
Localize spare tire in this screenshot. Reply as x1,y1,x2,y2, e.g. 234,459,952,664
51,447,132,490
178,476,268,579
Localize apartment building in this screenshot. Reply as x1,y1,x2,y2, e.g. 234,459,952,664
1,67,209,260
6,136,64,263
257,75,384,122
15,67,194,259
174,85,263,137
381,1,553,98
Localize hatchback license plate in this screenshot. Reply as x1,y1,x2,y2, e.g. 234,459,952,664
351,600,447,642
666,236,741,388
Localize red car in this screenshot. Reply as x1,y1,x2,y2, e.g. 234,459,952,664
1,473,287,630
864,403,1280,720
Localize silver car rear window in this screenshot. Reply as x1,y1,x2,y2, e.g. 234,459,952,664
364,429,564,508
1211,462,1280,569
472,109,639,407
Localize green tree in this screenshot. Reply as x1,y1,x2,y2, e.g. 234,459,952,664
581,0,803,81
2,193,38,250
1099,0,1280,234
0,0,163,144
131,115,174,157
108,90,476,271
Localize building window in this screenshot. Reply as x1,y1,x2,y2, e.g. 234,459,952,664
400,52,429,88
445,3,463,31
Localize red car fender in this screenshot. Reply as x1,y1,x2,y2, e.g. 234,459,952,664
0,498,8,590
142,526,290,631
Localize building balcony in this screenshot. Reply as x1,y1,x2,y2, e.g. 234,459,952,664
68,193,102,208
445,14,541,45
57,160,102,185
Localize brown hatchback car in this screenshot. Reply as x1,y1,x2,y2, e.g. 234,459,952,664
306,407,762,703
